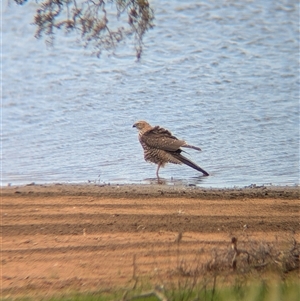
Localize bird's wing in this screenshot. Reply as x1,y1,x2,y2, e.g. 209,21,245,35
141,126,186,151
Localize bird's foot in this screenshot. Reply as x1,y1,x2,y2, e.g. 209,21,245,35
157,177,166,185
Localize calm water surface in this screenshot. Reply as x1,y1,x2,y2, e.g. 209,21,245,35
2,0,299,187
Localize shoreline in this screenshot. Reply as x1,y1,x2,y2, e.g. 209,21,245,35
2,183,299,199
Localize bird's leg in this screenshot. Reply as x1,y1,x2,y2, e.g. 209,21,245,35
156,163,161,182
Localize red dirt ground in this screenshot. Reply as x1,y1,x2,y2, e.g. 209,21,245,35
1,184,299,299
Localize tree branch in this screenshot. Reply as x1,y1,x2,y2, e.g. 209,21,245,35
14,0,154,59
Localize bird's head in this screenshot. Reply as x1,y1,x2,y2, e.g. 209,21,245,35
133,120,152,132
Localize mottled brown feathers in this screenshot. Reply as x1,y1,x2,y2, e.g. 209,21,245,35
133,121,209,179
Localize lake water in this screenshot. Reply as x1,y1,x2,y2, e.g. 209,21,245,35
2,0,299,187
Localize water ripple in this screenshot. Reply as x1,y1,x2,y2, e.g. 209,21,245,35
2,0,299,187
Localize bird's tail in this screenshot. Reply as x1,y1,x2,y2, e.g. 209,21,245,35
173,153,209,176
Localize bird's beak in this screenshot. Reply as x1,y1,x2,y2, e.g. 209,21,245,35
132,123,136,128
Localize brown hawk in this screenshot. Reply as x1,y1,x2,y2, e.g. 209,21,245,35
133,120,209,179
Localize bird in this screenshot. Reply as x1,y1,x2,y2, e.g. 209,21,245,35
133,120,209,180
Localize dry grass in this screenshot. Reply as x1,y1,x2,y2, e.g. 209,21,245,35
120,236,299,301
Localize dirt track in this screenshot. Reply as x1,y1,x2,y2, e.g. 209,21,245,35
1,184,299,299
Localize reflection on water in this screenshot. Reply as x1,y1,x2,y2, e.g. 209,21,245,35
137,175,208,186
2,0,299,187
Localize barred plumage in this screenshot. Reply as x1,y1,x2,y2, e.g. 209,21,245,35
133,120,209,180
